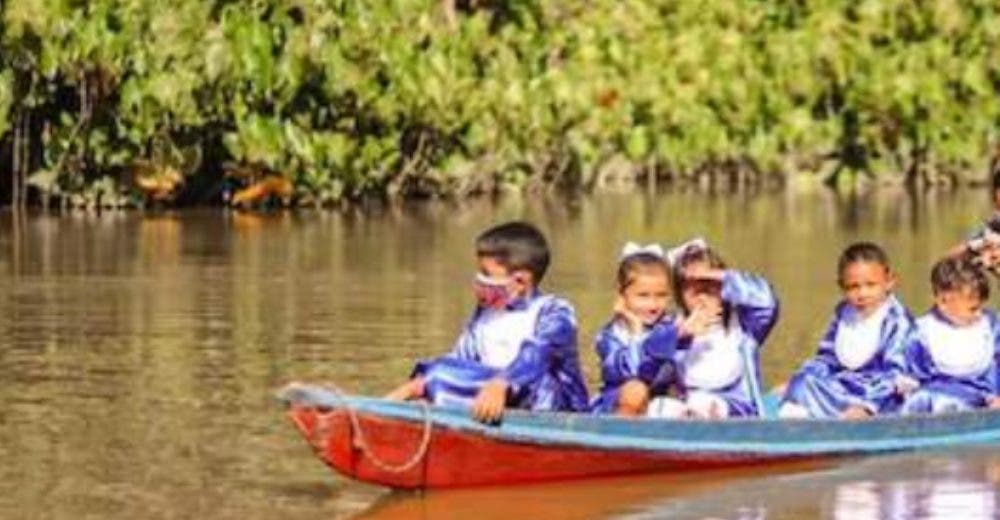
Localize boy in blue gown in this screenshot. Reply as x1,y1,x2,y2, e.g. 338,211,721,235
386,221,589,422
779,243,918,419
899,257,1000,414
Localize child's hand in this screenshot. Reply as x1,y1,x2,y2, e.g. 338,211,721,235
984,228,1000,247
989,396,1000,410
978,244,1000,271
677,303,722,337
894,375,920,395
472,378,509,423
695,296,723,319
614,296,644,334
841,405,873,420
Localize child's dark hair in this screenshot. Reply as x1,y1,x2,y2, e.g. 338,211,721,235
837,242,891,284
617,253,670,292
930,257,990,301
670,246,728,314
476,221,550,283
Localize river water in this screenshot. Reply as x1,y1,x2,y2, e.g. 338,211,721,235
1,187,998,519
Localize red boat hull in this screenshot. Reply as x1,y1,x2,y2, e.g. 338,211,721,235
287,405,810,489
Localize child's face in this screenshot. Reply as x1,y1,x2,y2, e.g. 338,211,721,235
840,261,895,317
680,261,723,315
620,271,670,326
935,288,984,326
474,256,530,309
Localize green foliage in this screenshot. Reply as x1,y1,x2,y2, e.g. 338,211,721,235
2,0,1000,205
0,69,11,137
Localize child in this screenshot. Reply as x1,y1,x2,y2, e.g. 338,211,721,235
385,221,589,422
950,169,1000,271
664,238,779,419
590,243,716,416
898,257,1000,415
779,242,917,419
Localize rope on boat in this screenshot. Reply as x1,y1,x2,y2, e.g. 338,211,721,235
312,382,433,474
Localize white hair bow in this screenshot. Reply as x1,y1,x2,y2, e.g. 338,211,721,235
665,237,709,266
619,242,666,261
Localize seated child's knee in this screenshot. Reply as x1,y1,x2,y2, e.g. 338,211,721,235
618,380,651,414
902,390,969,415
777,401,810,419
647,397,689,418
687,391,730,419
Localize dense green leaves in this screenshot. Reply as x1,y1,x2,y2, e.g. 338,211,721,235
2,0,1000,206
0,69,12,137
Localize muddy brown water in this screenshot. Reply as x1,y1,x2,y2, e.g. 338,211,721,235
2,188,998,519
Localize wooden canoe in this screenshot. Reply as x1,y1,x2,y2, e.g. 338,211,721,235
278,382,1000,490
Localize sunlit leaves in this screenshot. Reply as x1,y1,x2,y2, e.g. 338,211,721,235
0,69,11,137
2,0,1000,204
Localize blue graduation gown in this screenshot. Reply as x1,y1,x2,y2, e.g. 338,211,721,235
589,317,680,414
671,270,779,417
411,291,590,412
899,308,1000,415
782,295,917,418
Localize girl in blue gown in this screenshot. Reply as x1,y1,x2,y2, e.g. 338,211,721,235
655,239,779,419
590,243,716,415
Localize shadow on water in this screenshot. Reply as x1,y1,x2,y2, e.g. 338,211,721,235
351,449,1000,520
352,460,839,520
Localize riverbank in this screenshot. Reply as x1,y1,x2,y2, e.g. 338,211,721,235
3,2,1000,209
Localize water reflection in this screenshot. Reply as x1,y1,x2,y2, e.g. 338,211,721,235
355,462,825,520
618,450,1000,520
1,188,998,519
829,457,1000,520
350,451,1000,520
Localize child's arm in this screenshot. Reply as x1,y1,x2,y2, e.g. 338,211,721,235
878,313,922,396
794,312,841,379
471,298,578,422
394,312,481,401
595,325,636,388
385,377,426,400
990,312,1000,406
719,270,780,343
953,227,999,256
500,298,577,393
596,321,679,388
884,327,931,394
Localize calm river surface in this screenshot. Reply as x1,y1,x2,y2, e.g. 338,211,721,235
2,187,999,519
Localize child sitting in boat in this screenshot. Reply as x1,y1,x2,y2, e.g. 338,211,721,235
897,257,1000,415
385,221,589,422
590,243,717,416
647,238,779,419
778,242,918,419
